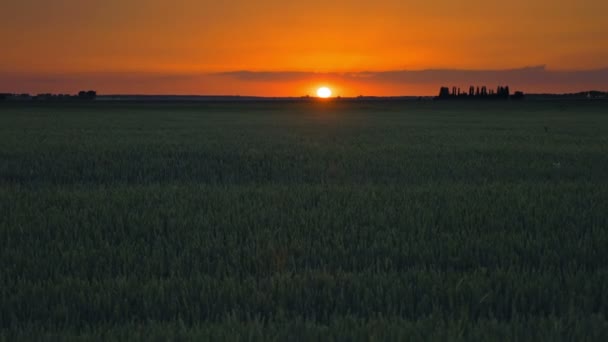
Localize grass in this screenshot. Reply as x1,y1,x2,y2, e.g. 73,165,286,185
1,100,608,340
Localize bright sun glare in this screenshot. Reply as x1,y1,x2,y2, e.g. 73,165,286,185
317,87,332,98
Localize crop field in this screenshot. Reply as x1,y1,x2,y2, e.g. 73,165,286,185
1,100,608,340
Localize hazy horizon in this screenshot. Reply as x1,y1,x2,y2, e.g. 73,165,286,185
2,66,607,97
2,0,607,96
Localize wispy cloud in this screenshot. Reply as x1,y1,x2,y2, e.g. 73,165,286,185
218,66,608,87
1,66,607,95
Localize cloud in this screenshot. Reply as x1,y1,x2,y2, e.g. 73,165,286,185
2,66,607,95
218,66,608,87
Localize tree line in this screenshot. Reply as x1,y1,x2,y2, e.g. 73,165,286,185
436,86,524,100
0,90,97,101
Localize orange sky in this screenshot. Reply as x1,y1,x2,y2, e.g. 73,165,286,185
2,0,607,95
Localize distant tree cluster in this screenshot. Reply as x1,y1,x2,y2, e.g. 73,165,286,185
0,93,33,101
34,93,73,100
0,91,98,101
436,86,524,100
78,90,97,100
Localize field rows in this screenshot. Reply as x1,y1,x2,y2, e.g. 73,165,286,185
1,101,608,339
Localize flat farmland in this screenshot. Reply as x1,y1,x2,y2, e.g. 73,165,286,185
1,100,608,340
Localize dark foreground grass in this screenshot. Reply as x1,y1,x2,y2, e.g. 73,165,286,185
1,100,608,340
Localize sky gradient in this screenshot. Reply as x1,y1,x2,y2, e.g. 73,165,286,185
2,0,607,96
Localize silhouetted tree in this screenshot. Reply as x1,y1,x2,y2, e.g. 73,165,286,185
511,91,524,100
36,93,54,100
78,90,97,100
436,85,521,101
438,87,450,98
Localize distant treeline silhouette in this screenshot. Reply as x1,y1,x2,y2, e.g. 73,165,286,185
0,90,97,101
436,86,524,100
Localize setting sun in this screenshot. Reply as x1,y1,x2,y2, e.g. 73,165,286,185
317,87,332,98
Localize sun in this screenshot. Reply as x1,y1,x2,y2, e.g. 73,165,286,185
316,87,332,98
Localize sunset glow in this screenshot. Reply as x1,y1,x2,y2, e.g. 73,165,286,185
0,1,607,95
317,87,332,98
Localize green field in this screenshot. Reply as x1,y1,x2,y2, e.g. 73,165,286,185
1,100,608,340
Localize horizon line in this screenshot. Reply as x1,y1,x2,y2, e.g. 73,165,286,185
3,90,608,99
